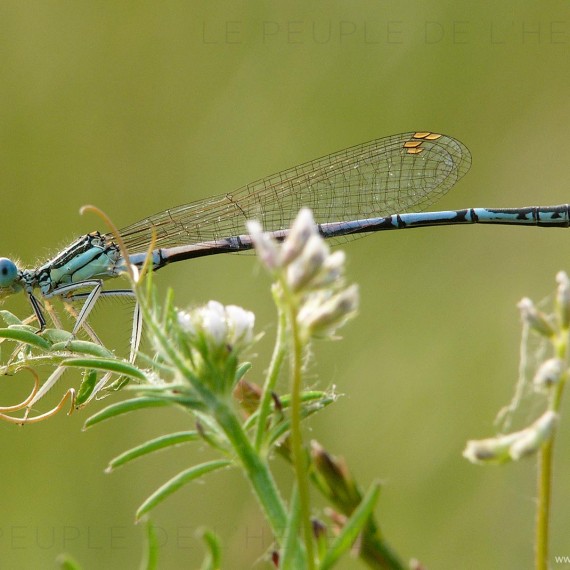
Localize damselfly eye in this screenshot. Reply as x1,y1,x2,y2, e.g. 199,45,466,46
0,258,18,287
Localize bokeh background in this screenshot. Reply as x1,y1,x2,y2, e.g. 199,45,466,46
1,2,569,568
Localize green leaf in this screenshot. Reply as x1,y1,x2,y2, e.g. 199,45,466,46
42,328,73,344
8,323,38,333
243,390,332,431
0,328,51,350
265,394,336,447
320,481,381,570
0,310,23,326
139,519,159,570
130,386,206,411
51,339,114,358
76,370,98,406
107,431,199,471
104,375,130,393
235,361,252,383
62,357,147,381
277,390,332,408
198,528,222,570
280,485,305,570
135,460,231,520
84,397,171,428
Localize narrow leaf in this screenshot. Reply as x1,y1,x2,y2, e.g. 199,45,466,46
0,328,51,350
198,528,222,570
42,328,73,344
139,519,159,570
136,460,231,520
277,391,332,408
84,397,170,428
107,431,199,471
62,357,147,381
280,485,305,570
266,396,335,447
320,481,381,570
243,390,331,431
51,339,114,358
235,361,252,383
7,323,36,332
0,310,23,326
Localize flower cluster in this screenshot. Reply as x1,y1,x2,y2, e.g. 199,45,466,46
517,271,570,340
463,411,558,464
177,301,255,351
464,271,570,465
247,208,359,339
170,301,256,395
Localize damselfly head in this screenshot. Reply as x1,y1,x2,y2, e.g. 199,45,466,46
0,258,21,298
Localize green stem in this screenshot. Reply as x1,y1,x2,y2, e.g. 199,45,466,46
287,297,315,569
212,397,289,534
536,328,568,570
536,439,552,570
255,289,287,452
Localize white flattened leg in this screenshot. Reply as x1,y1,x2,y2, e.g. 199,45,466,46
45,279,105,336
66,288,140,362
130,302,142,363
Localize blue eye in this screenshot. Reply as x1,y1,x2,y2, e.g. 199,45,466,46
0,258,18,287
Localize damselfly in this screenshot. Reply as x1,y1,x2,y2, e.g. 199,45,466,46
0,131,568,352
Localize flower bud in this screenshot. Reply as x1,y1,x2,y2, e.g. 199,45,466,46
233,379,261,415
556,271,570,329
177,310,196,335
533,358,565,391
509,411,558,460
517,298,555,338
286,235,329,292
463,432,521,464
280,208,318,266
464,411,559,464
199,301,227,347
311,440,359,509
177,301,255,352
309,250,346,289
225,304,255,346
298,285,359,338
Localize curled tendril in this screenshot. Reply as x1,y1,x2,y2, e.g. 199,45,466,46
0,366,40,412
0,366,77,424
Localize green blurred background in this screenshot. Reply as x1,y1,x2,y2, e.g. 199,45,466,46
1,2,570,568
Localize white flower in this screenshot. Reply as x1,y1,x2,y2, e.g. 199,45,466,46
280,208,318,265
226,305,255,346
463,433,520,464
556,271,570,328
463,411,558,464
286,234,329,292
517,297,555,337
247,208,359,338
310,250,346,288
177,301,255,352
177,310,195,335
199,301,227,347
509,411,558,460
533,358,565,391
298,285,359,338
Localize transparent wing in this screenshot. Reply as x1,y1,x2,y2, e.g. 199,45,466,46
117,131,471,251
